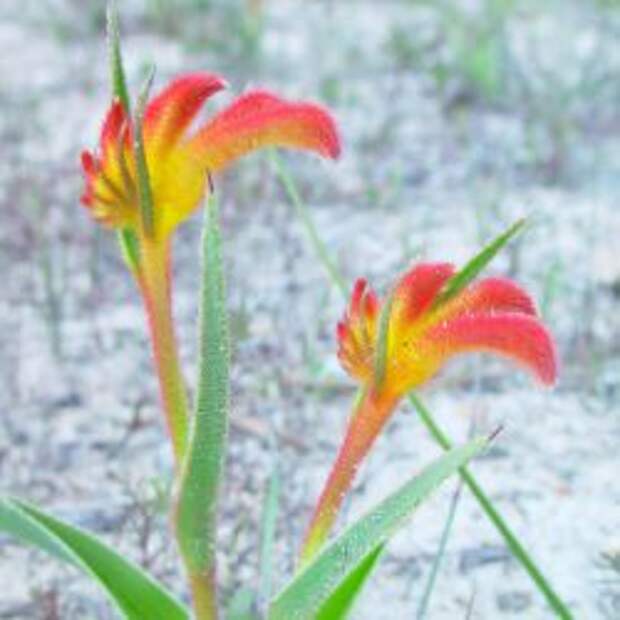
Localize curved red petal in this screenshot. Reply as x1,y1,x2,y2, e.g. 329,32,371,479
145,72,227,150
188,89,340,171
453,277,537,316
393,262,455,325
350,278,369,316
423,312,557,385
80,150,98,176
100,99,128,155
337,278,379,382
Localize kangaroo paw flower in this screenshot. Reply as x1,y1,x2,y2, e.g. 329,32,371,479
302,262,557,565
80,73,340,242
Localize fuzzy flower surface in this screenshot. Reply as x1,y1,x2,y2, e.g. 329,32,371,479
80,72,340,240
338,262,557,395
301,262,556,564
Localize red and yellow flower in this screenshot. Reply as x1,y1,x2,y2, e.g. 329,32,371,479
81,72,340,240
80,72,340,463
301,262,557,563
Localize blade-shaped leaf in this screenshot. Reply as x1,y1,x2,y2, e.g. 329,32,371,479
107,0,130,113
373,290,395,389
133,67,156,238
268,438,486,620
258,461,282,607
316,543,385,620
175,194,230,578
107,0,141,271
432,218,526,309
0,497,188,620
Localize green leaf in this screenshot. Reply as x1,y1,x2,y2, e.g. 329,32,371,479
268,438,486,620
106,1,141,270
107,0,131,113
118,228,141,272
227,588,259,620
415,480,463,619
373,290,395,389
409,394,573,619
316,544,385,620
269,150,347,298
175,194,230,576
258,461,281,606
432,218,526,310
132,67,156,238
0,497,188,620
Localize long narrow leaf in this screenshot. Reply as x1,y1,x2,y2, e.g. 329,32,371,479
258,461,282,608
432,218,526,309
107,0,130,113
107,1,140,271
269,150,347,297
268,438,486,620
0,497,188,620
316,543,385,620
133,67,156,238
409,394,574,619
175,194,230,579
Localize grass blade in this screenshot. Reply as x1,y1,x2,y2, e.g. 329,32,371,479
269,150,347,297
432,218,526,309
268,438,487,619
415,480,463,619
409,393,573,619
0,497,188,619
174,194,230,613
258,461,282,608
316,543,385,620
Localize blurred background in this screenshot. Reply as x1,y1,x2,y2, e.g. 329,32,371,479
1,0,619,617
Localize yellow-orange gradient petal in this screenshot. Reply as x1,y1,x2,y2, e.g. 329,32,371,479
187,90,340,172
144,73,226,153
337,278,379,382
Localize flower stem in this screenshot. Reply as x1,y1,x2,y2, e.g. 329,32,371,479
188,571,218,620
299,387,397,566
137,238,189,464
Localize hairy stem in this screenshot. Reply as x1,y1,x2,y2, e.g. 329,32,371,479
137,238,189,463
300,387,398,566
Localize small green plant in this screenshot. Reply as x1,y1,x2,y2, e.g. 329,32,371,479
0,3,572,619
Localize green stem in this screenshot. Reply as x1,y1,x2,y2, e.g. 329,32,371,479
269,150,347,297
137,238,189,464
409,393,573,619
189,571,218,620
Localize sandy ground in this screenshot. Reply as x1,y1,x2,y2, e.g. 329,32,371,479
1,1,619,618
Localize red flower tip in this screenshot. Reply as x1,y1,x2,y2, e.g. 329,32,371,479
188,89,341,170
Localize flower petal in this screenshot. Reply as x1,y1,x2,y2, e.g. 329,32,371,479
422,312,557,385
442,277,537,318
392,262,455,326
187,89,340,171
100,99,129,160
144,72,227,151
338,278,379,382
